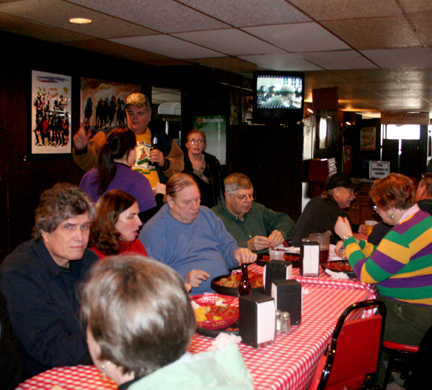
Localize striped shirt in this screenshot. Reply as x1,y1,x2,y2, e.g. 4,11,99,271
345,206,432,305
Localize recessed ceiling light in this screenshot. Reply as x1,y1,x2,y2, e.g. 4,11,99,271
69,18,92,25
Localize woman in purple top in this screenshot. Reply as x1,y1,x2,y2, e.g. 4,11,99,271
80,127,156,219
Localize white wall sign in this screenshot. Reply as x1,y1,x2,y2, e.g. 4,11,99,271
360,126,376,150
369,161,390,179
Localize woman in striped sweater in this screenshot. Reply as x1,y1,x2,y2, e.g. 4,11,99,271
335,173,432,346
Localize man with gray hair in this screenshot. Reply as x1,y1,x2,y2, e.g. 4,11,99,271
73,92,184,188
212,173,296,253
0,183,98,379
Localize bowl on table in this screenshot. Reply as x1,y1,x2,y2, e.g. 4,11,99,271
211,269,264,297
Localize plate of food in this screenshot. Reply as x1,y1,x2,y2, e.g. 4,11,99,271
191,294,239,336
321,261,356,278
211,269,264,297
256,253,301,267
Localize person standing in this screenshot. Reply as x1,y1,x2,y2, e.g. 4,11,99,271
73,92,184,187
183,129,224,208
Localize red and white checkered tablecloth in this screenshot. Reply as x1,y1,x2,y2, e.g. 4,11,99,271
16,266,377,390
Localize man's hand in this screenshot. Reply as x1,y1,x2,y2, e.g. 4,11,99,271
150,148,165,167
247,236,272,252
234,248,257,266
185,270,210,288
268,230,284,248
73,126,91,150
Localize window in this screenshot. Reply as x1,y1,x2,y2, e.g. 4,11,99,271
385,124,420,140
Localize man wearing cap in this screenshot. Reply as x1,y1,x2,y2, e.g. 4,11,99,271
292,173,364,246
73,92,183,188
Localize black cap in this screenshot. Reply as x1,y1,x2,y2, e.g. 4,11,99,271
326,173,354,190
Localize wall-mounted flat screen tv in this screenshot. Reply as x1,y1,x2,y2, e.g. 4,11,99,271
252,71,305,124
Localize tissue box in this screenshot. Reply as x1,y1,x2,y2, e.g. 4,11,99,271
239,293,275,348
264,260,292,295
271,279,302,325
301,241,320,277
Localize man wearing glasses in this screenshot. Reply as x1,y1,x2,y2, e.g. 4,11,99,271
292,172,364,246
212,173,296,253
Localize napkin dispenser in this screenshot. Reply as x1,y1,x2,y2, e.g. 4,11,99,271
300,241,320,277
264,260,292,295
271,279,302,325
239,293,275,348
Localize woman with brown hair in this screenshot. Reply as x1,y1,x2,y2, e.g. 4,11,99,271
89,190,147,258
182,129,224,208
335,173,432,346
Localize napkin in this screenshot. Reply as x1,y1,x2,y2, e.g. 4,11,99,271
209,332,242,351
325,269,349,280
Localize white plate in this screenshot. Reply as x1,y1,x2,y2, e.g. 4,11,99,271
273,245,300,254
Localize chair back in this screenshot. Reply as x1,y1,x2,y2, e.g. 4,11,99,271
309,300,386,390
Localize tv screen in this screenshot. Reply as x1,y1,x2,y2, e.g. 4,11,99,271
253,71,305,124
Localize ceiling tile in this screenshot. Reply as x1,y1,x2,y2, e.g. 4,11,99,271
398,0,432,13
299,50,378,70
188,57,262,74
176,0,311,27
288,0,401,21
0,12,94,42
322,16,421,50
172,29,284,56
409,13,432,46
0,0,154,39
243,23,350,52
67,0,229,33
361,48,432,68
239,53,322,71
110,35,225,59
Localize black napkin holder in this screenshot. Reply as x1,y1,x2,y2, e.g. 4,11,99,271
264,260,293,295
300,241,320,277
239,293,275,348
271,279,302,325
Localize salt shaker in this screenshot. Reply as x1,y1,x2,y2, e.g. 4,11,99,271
275,310,281,331
280,311,290,333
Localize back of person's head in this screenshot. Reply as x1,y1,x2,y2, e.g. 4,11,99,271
33,183,94,240
370,173,416,210
224,173,252,193
419,173,432,199
98,128,136,195
90,190,136,255
166,173,197,199
81,254,195,379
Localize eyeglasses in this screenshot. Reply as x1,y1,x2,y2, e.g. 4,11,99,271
232,193,254,202
188,139,204,145
373,205,379,212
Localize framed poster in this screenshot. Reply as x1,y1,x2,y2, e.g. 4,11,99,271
360,126,376,151
31,70,72,154
194,115,226,165
81,78,140,137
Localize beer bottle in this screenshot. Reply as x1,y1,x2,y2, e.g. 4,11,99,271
238,264,252,297
149,136,158,166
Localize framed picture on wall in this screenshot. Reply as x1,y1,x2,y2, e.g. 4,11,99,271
31,70,72,155
80,77,140,139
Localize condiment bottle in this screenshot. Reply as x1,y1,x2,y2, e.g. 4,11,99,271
149,136,158,166
238,264,252,297
280,312,290,333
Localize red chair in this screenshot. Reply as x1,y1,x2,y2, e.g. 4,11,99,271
309,300,386,390
381,341,418,390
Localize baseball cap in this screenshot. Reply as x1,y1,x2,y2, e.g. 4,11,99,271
326,173,355,190
125,93,151,109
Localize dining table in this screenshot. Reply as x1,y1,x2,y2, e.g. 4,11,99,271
16,260,377,390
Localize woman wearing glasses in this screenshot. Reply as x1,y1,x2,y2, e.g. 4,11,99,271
335,173,432,348
183,129,224,208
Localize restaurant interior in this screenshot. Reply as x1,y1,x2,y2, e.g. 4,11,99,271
1,0,432,264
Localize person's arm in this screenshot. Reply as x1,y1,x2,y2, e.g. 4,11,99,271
161,140,184,178
129,175,157,214
260,204,297,241
0,271,88,369
72,130,108,172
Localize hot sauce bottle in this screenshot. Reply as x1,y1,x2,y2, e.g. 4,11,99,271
238,264,252,297
149,136,158,167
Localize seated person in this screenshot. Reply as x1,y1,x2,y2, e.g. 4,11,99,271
89,190,147,258
73,92,184,188
417,172,432,215
292,172,364,246
212,173,296,253
79,127,157,218
139,173,256,294
80,254,253,389
0,183,98,378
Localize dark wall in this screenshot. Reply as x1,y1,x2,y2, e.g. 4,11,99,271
0,31,304,261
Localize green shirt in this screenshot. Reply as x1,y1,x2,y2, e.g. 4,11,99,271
212,201,296,253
